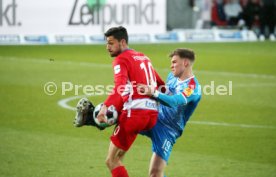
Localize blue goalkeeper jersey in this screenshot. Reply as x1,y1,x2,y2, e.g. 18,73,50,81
157,72,201,139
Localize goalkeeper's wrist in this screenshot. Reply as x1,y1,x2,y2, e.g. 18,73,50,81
152,90,160,98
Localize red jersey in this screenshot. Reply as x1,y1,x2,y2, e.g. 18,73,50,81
104,49,164,115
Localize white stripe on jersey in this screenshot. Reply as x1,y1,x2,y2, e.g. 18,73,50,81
123,98,158,111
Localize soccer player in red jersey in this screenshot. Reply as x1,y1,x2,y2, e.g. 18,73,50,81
96,26,165,177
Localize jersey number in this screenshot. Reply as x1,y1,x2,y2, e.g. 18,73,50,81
140,62,157,87
162,139,172,153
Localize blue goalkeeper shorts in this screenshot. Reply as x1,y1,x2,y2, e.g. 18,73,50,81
140,121,176,163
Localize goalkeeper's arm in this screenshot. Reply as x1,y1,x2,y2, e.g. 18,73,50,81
152,90,186,108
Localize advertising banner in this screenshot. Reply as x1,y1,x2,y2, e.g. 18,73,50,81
0,0,166,44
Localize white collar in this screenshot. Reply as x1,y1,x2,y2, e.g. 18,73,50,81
177,75,194,83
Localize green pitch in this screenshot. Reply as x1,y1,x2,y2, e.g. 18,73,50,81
0,42,275,177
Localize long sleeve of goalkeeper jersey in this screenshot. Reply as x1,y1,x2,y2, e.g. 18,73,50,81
156,93,186,108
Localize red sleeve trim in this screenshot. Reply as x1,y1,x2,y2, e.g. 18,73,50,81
182,78,196,97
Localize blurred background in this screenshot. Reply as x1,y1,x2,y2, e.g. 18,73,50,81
168,0,276,41
0,0,275,44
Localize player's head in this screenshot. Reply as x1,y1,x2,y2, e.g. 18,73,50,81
104,26,129,57
169,48,195,78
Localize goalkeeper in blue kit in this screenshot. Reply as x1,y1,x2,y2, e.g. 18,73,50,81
138,48,201,177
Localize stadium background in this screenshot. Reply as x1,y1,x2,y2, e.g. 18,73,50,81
0,0,275,177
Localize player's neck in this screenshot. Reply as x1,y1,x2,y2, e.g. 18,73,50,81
179,68,193,81
121,44,129,53
122,47,130,53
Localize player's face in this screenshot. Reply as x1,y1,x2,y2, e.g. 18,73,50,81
170,55,185,77
106,36,123,57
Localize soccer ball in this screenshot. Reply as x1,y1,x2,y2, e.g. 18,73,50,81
93,103,118,128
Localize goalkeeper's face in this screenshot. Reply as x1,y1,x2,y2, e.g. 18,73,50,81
106,36,124,57
170,55,185,77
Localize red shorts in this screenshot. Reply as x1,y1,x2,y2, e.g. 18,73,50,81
110,109,158,151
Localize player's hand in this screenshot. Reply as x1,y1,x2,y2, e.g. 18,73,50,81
137,84,154,96
96,104,107,123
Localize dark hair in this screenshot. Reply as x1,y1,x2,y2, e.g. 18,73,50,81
104,26,128,44
169,48,195,62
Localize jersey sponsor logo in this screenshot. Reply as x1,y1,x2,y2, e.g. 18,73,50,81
114,65,120,74
145,100,158,109
183,87,194,97
182,78,196,97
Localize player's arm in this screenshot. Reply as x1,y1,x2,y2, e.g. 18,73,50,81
138,84,193,108
97,60,127,123
154,69,166,93
103,59,128,110
153,91,186,108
